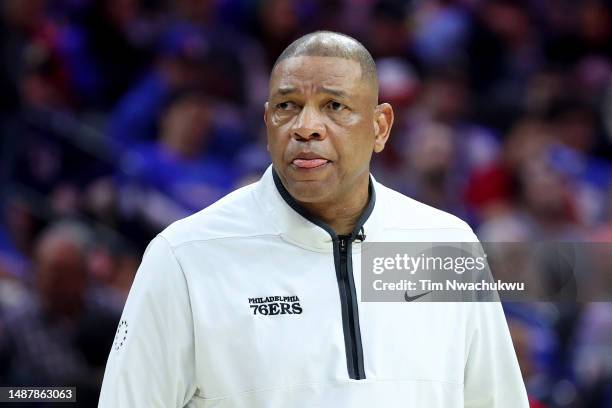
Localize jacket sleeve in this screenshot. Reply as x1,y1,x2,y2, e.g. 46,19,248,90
461,227,529,407
464,301,530,408
98,235,197,408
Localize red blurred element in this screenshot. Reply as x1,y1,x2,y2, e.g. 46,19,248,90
465,163,513,212
529,397,548,408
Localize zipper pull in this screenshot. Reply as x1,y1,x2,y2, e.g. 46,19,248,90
339,236,348,252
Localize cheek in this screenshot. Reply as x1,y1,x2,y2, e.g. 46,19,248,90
328,111,359,128
271,111,296,128
266,126,289,160
341,112,362,127
269,114,294,142
338,111,375,140
333,116,375,157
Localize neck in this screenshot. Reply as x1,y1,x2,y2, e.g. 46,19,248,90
273,169,372,236
297,181,369,235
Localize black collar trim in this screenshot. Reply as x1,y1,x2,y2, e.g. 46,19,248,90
271,167,376,241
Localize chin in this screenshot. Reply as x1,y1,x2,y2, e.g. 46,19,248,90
285,179,334,204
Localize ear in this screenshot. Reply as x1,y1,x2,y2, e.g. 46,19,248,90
264,102,269,126
264,102,270,152
373,103,394,153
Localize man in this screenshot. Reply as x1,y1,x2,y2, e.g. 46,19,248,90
99,31,528,407
1,222,118,406
118,90,237,229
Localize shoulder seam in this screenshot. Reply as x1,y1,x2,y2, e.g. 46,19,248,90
156,234,188,275
164,233,281,250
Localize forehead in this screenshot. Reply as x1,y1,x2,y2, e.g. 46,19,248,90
270,56,364,95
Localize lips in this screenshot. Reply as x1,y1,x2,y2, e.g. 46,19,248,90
290,151,331,170
292,158,329,169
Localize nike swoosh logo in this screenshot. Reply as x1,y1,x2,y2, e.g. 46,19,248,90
404,291,431,302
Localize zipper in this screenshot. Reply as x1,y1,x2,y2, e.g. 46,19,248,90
271,169,372,381
336,235,366,380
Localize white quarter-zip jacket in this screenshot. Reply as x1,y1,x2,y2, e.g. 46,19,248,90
99,166,529,408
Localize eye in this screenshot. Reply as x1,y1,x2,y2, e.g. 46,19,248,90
276,101,297,111
326,101,346,112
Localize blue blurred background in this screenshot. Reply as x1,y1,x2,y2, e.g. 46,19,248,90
0,0,611,406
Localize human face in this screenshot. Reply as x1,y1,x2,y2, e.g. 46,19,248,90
265,56,393,204
36,240,87,316
161,98,212,158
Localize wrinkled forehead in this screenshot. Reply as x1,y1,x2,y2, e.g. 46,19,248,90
269,56,366,96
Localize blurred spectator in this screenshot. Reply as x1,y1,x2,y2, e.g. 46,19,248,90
106,23,213,150
251,0,301,66
60,0,155,109
0,222,119,406
396,122,465,215
415,69,501,170
411,0,471,68
365,0,411,58
370,57,421,177
467,0,543,128
572,303,612,407
380,68,500,222
117,91,238,229
0,0,51,112
508,317,554,408
107,21,258,156
547,100,612,226
544,1,612,68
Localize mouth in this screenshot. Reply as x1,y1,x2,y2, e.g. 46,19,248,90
290,153,331,170
291,158,330,169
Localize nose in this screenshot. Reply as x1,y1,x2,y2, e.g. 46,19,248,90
291,104,326,141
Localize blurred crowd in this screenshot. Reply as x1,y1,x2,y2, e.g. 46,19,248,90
0,0,611,406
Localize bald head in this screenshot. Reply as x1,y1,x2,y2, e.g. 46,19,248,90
273,31,378,95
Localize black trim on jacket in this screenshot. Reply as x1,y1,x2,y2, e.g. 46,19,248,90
272,168,375,380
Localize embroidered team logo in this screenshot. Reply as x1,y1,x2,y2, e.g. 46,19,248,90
248,295,303,315
113,319,129,352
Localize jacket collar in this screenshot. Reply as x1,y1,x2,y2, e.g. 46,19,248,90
254,165,381,252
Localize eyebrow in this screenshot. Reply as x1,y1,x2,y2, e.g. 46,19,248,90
273,86,349,99
274,87,296,97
